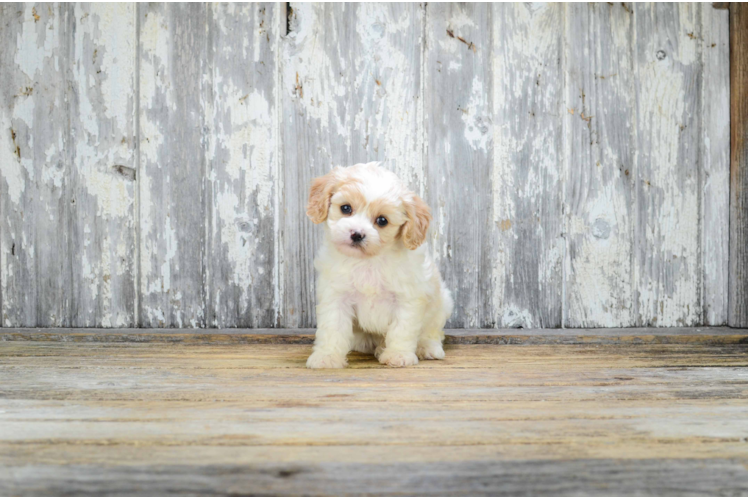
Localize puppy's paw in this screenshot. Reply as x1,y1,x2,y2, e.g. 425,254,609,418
417,340,445,360
374,345,386,360
306,351,347,369
378,349,419,368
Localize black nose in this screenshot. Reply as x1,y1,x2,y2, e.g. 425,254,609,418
351,231,365,243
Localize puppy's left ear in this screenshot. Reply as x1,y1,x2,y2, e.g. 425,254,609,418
306,169,339,224
401,194,432,250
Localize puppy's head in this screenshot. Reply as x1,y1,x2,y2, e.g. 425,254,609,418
306,162,431,258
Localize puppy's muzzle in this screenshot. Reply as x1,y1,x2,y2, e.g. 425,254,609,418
350,231,365,245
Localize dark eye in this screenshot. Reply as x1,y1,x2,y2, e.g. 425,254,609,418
376,216,388,227
341,204,352,215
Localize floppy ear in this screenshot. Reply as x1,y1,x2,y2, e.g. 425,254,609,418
306,170,339,224
401,194,432,250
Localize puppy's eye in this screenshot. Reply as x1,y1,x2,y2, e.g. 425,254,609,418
341,204,352,215
376,216,388,227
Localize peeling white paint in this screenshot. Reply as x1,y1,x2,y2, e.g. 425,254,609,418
15,4,59,80
215,190,257,297
700,6,730,325
0,3,731,329
0,121,26,205
91,4,135,134
284,4,346,136
461,77,490,151
138,6,184,327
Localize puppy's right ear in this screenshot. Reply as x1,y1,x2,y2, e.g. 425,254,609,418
306,169,339,223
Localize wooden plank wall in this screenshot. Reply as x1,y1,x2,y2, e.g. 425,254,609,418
0,3,732,329
730,3,748,327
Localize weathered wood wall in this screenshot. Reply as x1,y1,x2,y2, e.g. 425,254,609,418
0,3,732,329
730,3,748,328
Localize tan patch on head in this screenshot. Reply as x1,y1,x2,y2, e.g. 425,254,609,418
306,170,339,224
366,197,407,246
401,194,432,250
329,182,367,221
367,198,406,227
307,168,368,223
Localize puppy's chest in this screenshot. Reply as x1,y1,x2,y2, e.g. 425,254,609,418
347,265,397,333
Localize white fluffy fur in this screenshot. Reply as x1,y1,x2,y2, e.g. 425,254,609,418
305,162,453,369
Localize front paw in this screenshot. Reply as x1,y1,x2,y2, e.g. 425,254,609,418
374,345,386,360
417,340,445,360
306,351,347,369
378,349,418,368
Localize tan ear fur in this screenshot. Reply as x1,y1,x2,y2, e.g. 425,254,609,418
306,170,339,223
402,194,432,250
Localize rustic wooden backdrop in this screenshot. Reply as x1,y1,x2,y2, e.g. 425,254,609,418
0,3,736,329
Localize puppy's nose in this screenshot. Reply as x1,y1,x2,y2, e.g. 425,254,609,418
350,231,365,243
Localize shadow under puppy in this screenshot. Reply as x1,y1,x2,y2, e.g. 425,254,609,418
305,162,454,369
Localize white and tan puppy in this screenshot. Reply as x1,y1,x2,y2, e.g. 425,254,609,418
305,162,453,369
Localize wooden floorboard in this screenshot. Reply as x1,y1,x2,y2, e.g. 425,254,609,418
1,337,748,495
1,326,747,345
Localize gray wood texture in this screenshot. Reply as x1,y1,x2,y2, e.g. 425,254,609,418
0,3,734,329
634,3,702,327
1,4,73,327
730,3,748,327
2,338,748,495
281,3,423,327
70,4,137,327
564,3,635,328
426,4,495,328
1,326,747,345
702,5,730,326
138,4,207,327
207,3,279,327
492,3,565,328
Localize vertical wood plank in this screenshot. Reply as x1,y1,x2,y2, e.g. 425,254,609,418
207,4,278,328
69,3,137,327
730,3,748,327
491,3,565,328
425,3,494,328
564,3,635,327
281,3,423,327
0,3,72,326
138,4,207,327
633,4,702,326
701,6,730,325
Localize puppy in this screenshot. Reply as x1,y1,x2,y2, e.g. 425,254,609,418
305,162,453,369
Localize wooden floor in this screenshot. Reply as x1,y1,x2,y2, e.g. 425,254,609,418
2,330,748,495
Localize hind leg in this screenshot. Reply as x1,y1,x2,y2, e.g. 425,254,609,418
416,287,451,360
415,312,446,361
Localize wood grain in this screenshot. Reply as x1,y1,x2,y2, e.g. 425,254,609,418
1,339,747,495
730,3,748,327
280,3,423,327
564,3,635,327
0,4,73,327
1,326,747,346
0,4,735,329
701,5,730,325
206,4,279,328
69,4,137,327
425,4,495,328
633,4,702,326
137,4,207,327
492,3,565,328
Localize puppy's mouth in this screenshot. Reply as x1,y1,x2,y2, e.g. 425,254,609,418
337,240,370,257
